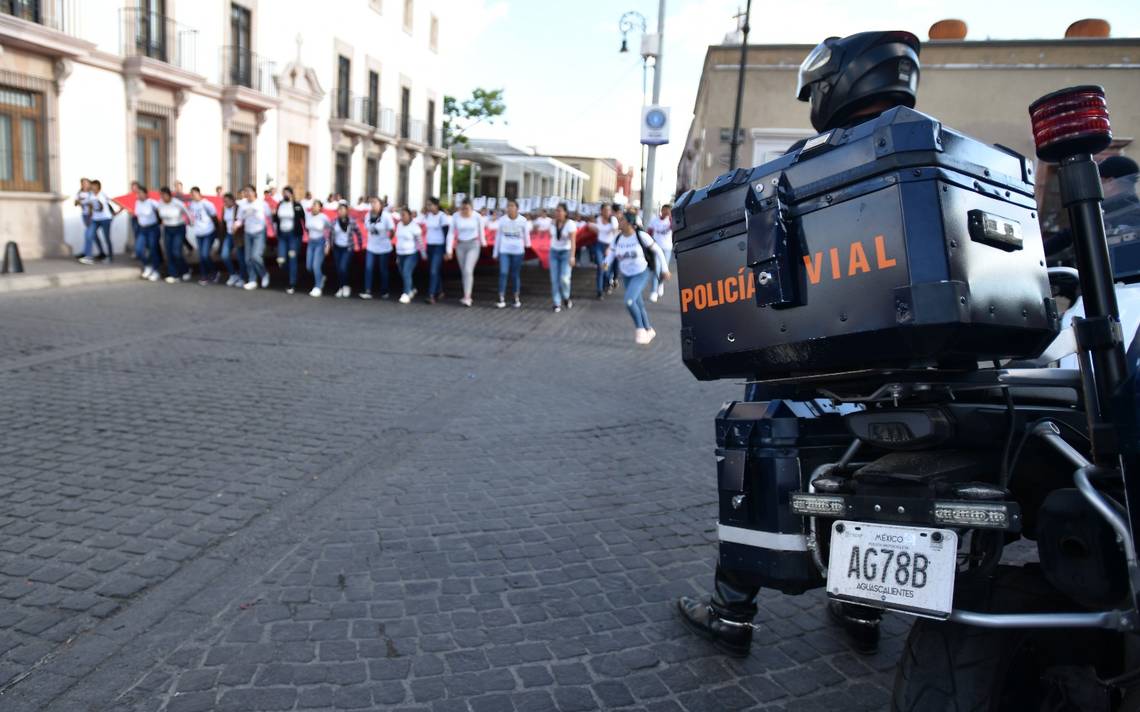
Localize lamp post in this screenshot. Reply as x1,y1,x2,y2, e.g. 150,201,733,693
729,0,751,170
619,11,649,210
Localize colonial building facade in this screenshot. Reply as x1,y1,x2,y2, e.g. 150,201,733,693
0,0,447,259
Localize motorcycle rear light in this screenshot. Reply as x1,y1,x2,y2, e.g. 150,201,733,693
932,501,1012,529
1028,85,1112,162
790,493,846,517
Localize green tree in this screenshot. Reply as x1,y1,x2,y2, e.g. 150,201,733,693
440,88,506,200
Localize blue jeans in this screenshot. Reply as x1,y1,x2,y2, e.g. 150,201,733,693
398,254,418,295
196,232,215,279
426,243,445,297
84,218,112,259
363,251,391,295
621,269,652,330
135,223,158,267
591,241,611,294
163,224,187,278
246,230,267,284
279,231,301,287
498,252,523,296
549,249,572,305
652,246,672,293
333,245,352,291
307,238,326,290
220,234,246,281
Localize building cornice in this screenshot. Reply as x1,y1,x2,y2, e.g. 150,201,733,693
0,13,96,59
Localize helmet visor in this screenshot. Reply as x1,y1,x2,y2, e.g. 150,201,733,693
796,41,833,100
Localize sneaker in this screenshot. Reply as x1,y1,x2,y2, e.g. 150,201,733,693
309,287,322,297
335,287,345,299
645,328,657,343
512,295,521,309
359,292,373,300
181,273,191,282
565,299,573,309
78,256,95,265
496,297,507,309
398,292,411,304
224,274,235,286
596,291,605,300
276,256,286,266
634,328,650,345
261,274,269,288
553,304,562,313
649,291,659,303
425,296,436,305
380,292,390,300
409,288,417,299
233,279,245,288
286,287,295,295
147,272,159,282
164,276,177,284
243,281,257,290
460,297,472,307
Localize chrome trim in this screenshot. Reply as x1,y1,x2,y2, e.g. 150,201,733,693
717,523,808,551
948,608,1136,631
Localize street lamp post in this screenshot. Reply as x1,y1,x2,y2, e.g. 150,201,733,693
619,1,665,225
729,0,751,170
619,11,648,209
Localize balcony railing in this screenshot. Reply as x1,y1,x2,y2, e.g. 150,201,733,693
119,7,197,72
332,86,353,121
220,46,276,95
377,107,396,136
397,112,410,140
355,95,379,128
2,0,81,35
409,118,426,145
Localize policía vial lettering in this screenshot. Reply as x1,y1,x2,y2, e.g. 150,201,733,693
679,234,898,313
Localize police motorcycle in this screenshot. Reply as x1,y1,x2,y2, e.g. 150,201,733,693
670,31,1140,712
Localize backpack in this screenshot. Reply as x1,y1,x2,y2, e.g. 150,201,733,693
619,229,656,274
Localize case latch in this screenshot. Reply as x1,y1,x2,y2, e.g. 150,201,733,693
745,173,801,309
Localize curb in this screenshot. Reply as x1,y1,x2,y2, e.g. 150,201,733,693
0,263,140,294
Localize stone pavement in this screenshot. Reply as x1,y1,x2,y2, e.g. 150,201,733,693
0,265,905,711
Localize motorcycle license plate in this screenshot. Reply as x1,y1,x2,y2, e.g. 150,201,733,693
826,521,958,619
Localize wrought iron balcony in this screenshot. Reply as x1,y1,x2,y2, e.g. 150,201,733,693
119,6,197,72
2,0,81,35
220,46,276,96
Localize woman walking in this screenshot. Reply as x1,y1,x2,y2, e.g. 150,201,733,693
237,184,272,291
133,184,161,281
188,187,218,285
79,180,117,264
647,203,674,303
305,200,331,297
331,203,361,298
220,192,246,287
605,210,670,344
274,186,305,294
447,199,485,307
417,197,451,304
548,202,577,312
394,207,425,304
156,186,193,284
361,198,394,300
493,199,530,309
590,203,619,299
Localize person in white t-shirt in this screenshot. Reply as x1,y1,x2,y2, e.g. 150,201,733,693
493,199,531,309
605,210,670,345
548,203,577,312
155,186,193,283
133,184,162,280
304,200,332,297
237,185,273,290
447,199,486,307
220,192,247,287
79,180,118,264
532,209,553,237
416,197,452,303
590,203,619,299
188,187,219,285
274,186,306,294
647,204,674,302
361,198,394,299
395,207,426,304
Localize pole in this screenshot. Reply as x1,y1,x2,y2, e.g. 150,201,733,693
729,0,751,170
447,144,454,205
642,0,664,226
639,58,647,209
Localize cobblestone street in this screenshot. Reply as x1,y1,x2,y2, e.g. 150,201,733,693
0,266,905,711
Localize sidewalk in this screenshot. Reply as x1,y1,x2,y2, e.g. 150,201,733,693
0,258,139,294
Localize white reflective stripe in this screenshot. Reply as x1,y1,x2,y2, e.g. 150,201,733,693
717,523,808,551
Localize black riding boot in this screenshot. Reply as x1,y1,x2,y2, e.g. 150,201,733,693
677,565,760,657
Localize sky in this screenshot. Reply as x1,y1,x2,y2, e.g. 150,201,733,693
435,0,1140,205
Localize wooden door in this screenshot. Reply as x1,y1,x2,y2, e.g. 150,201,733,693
287,142,308,196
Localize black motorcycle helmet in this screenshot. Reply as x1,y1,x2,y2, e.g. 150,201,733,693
796,31,921,132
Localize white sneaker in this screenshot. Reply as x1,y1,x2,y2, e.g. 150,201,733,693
409,288,417,300
243,281,257,290
261,274,269,288
181,273,192,282
645,328,657,343
78,257,95,265
649,291,659,303
398,292,411,304
233,279,245,288
286,287,295,295
512,296,522,309
147,272,160,282
496,297,507,309
634,328,649,345
309,287,322,297
276,256,286,266
141,266,153,279
359,292,372,300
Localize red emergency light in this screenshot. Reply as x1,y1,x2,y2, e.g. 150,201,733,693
1028,85,1112,163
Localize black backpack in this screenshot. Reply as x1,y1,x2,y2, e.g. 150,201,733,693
617,229,656,274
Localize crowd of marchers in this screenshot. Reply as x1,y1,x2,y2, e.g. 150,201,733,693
70,181,675,345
